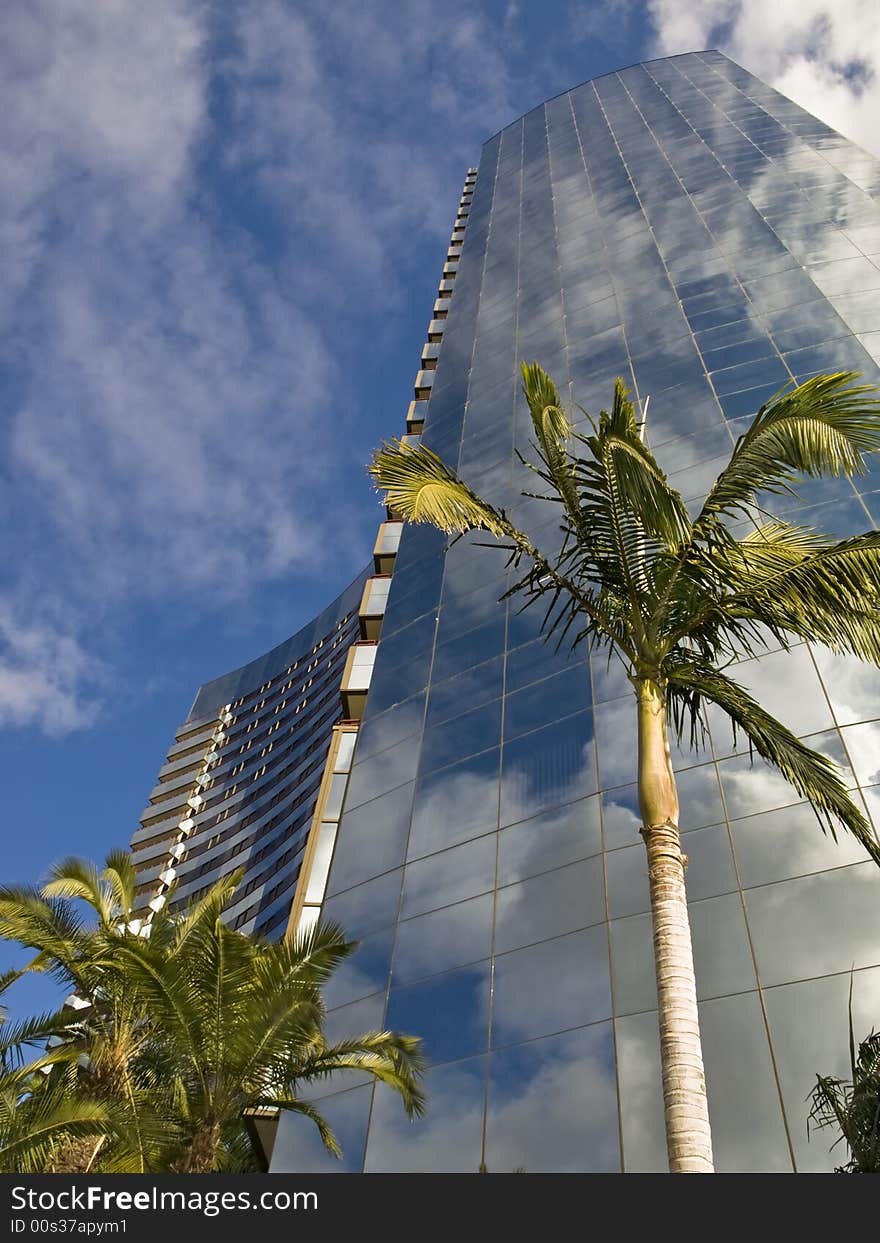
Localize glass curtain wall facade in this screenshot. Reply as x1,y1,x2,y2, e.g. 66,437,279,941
130,570,368,940
271,50,880,1173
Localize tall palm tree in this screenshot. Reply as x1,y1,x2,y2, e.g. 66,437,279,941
371,362,880,1174
0,854,425,1172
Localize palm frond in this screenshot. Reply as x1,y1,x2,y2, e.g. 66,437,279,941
809,1025,880,1172
370,439,522,540
263,1098,341,1157
0,887,87,983
163,870,243,953
575,377,692,552
693,372,880,538
521,360,572,446
519,361,584,529
293,1031,427,1119
0,1094,110,1175
42,858,111,923
718,529,880,662
102,851,138,918
666,660,880,863
0,1009,79,1066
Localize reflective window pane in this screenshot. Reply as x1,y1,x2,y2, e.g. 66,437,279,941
745,862,880,986
486,1024,620,1172
492,926,612,1047
498,795,602,884
501,712,597,827
386,962,490,1065
364,1055,486,1173
408,749,500,859
392,893,493,985
699,991,792,1171
495,856,606,953
326,782,414,896
322,868,402,940
400,834,496,919
270,1086,371,1173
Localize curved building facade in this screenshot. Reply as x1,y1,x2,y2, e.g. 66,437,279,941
130,569,370,940
269,50,880,1173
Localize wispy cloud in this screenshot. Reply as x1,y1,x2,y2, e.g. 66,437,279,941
647,0,880,154
1,1,525,734
6,0,875,739
0,606,103,735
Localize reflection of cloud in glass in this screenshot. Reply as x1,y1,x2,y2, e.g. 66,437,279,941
344,735,419,810
492,926,611,1047
731,800,868,889
392,893,493,985
494,856,606,952
322,867,402,939
728,647,832,737
408,748,500,859
617,992,797,1173
486,1024,619,1172
610,913,657,1017
400,834,496,918
746,861,880,986
424,655,503,727
763,965,880,1171
271,1084,371,1173
501,712,597,826
699,992,791,1172
365,1056,486,1173
840,720,880,788
616,1010,666,1172
690,892,757,1000
322,925,393,1011
386,962,489,1065
813,645,880,729
718,753,824,821
498,796,602,884
353,694,425,763
327,781,414,895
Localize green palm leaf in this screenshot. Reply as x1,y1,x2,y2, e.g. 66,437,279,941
370,439,520,539
666,659,879,862
694,372,880,538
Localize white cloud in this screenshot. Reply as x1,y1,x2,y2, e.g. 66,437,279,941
0,1,522,734
647,0,880,154
0,608,102,734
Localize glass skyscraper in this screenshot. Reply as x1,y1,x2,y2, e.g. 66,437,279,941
137,50,880,1172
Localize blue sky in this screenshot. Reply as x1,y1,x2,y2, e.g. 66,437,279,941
2,0,879,1017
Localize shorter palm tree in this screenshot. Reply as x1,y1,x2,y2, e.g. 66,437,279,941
809,983,880,1173
118,882,425,1172
0,972,109,1174
0,854,426,1172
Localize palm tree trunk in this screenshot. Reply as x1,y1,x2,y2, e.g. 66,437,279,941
172,1122,222,1173
635,677,714,1173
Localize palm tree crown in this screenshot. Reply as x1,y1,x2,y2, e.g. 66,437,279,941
0,855,425,1172
373,364,880,862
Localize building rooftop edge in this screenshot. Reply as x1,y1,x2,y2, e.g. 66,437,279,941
481,48,725,147
184,563,372,723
